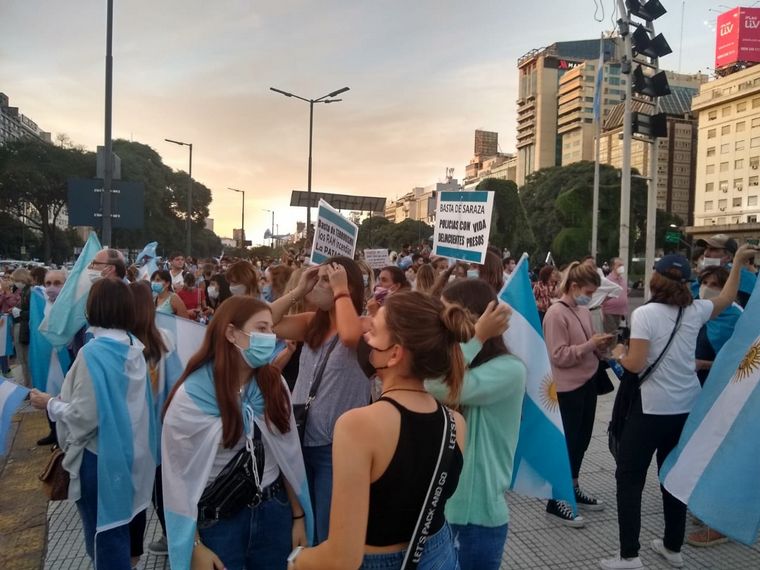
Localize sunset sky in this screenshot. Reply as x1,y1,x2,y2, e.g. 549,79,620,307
1,0,720,243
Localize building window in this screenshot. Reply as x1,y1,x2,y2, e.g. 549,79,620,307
736,140,746,151
734,178,744,190
736,159,745,169
733,197,743,207
722,125,731,135
753,117,760,128
719,180,729,192
752,156,760,169
748,195,758,206
707,146,716,157
706,182,715,192
751,176,759,186
749,215,758,223
717,217,726,224
708,110,718,120
737,101,748,112
720,161,729,172
708,128,717,138
737,121,747,132
754,97,760,109
705,200,714,211
722,106,731,117
753,137,760,148
721,143,730,154
706,164,716,174
719,199,727,209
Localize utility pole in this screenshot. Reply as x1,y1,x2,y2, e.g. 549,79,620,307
102,0,114,247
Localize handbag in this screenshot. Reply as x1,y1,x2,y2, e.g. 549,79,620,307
607,306,684,461
197,424,265,522
293,336,340,444
400,404,457,570
557,301,614,395
39,445,69,501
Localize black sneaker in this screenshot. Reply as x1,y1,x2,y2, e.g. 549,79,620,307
546,499,585,528
36,433,57,446
575,487,605,511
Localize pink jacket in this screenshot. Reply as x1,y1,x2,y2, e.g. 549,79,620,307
542,299,599,392
0,290,20,313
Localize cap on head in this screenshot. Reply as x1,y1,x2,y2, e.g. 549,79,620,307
694,234,738,255
654,254,691,283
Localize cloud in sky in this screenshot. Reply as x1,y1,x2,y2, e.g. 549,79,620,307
1,0,717,241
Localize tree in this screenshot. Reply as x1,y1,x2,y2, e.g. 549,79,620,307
0,139,93,262
368,218,433,252
476,177,536,258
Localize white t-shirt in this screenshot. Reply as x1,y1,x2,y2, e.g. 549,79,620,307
630,300,713,415
207,436,280,488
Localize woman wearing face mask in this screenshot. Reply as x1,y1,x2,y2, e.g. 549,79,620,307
162,297,312,570
269,257,369,545
287,291,469,570
226,261,261,299
602,258,629,336
150,270,189,319
367,266,409,317
543,261,614,527
205,274,231,316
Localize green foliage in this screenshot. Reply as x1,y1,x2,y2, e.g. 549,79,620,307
357,217,432,252
356,216,392,249
476,178,536,258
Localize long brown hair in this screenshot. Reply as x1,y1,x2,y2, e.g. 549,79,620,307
226,261,260,297
479,250,504,293
649,272,694,308
269,264,293,300
304,257,364,349
384,291,474,404
414,264,436,294
164,297,289,446
129,281,168,365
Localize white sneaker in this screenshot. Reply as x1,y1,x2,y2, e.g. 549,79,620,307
599,555,644,569
651,538,684,568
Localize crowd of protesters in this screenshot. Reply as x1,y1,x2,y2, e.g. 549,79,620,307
0,230,756,570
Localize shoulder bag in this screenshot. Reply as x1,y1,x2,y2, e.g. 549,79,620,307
401,404,458,570
557,301,614,395
608,306,684,461
293,336,340,444
39,445,69,501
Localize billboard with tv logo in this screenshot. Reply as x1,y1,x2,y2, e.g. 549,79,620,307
716,7,760,69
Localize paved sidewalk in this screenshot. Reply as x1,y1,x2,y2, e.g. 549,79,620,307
36,392,760,569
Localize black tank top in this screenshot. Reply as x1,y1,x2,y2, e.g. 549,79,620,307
365,397,464,547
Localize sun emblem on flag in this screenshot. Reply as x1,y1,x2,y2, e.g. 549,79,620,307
735,339,760,383
539,374,559,412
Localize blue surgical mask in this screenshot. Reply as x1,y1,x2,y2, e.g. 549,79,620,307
575,294,592,306
151,282,165,294
262,284,273,302
238,331,277,369
467,269,479,279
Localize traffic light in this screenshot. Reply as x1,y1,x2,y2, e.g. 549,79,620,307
632,26,672,59
626,0,667,21
632,111,668,138
632,65,671,97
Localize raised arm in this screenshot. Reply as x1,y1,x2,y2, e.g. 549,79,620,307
325,263,363,349
710,244,759,318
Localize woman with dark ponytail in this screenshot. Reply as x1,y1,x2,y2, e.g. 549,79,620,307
287,291,470,570
161,297,312,570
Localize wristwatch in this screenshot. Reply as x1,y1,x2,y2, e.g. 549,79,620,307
287,546,304,565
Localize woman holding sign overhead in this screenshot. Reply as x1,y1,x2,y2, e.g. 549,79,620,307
270,256,370,545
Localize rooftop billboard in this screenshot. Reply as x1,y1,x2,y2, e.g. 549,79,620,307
716,7,760,69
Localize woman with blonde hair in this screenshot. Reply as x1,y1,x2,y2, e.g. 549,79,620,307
414,263,436,295
226,260,261,298
356,260,376,304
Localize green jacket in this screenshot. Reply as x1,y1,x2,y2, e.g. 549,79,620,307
426,338,526,527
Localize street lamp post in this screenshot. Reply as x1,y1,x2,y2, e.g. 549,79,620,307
102,0,115,247
165,138,193,256
269,86,350,242
262,209,275,248
228,188,246,248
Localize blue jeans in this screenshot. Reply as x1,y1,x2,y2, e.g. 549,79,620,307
76,450,133,570
198,485,292,570
361,523,459,569
303,444,333,544
450,523,508,570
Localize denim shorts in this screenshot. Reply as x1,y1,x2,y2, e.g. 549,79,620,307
360,523,459,570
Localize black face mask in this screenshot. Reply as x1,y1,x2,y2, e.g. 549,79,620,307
355,337,395,378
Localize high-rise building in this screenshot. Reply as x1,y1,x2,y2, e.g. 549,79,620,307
689,64,760,241
0,92,52,144
474,130,499,157
463,130,517,188
384,179,461,224
515,38,621,185
599,74,708,225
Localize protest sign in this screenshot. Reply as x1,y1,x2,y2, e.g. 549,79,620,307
310,200,358,264
432,190,494,264
364,248,389,270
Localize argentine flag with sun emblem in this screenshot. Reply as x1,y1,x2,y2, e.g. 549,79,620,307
499,254,576,510
661,276,760,545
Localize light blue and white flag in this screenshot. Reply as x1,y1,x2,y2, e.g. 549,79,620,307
82,332,157,533
29,287,72,395
499,254,577,510
39,232,102,348
661,276,760,545
154,312,205,416
0,314,14,357
162,363,314,570
0,379,29,456
136,241,159,281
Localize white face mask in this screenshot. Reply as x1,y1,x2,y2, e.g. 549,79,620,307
699,285,720,300
14,281,25,290
207,286,219,299
702,257,721,268
616,266,625,275
229,284,247,296
86,269,103,284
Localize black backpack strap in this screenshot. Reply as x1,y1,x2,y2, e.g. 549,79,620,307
638,306,684,386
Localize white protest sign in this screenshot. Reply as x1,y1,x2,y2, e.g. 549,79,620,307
364,248,389,270
432,190,494,265
310,199,359,264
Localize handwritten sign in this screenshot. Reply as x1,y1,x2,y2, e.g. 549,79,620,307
364,249,390,270
310,200,359,264
432,190,494,264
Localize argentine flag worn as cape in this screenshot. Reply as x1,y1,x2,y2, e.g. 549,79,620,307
162,363,313,570
0,379,29,455
499,254,577,510
0,314,13,357
82,333,157,532
660,275,760,545
29,287,72,395
136,241,159,281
